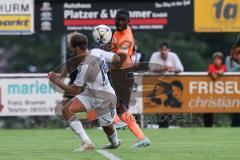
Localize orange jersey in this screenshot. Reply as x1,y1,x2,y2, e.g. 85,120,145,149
112,26,134,69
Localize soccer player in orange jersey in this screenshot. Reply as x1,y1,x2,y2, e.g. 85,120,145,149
110,9,150,148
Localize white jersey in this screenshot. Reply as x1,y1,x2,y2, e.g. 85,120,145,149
74,48,116,109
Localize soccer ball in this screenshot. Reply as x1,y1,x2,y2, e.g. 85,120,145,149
92,25,112,44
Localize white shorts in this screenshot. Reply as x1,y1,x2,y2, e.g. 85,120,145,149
98,109,116,127
76,90,116,127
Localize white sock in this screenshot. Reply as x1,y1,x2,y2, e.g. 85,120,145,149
107,128,119,146
68,116,92,145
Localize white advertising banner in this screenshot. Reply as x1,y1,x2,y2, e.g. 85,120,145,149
0,0,34,35
0,75,62,116
0,74,143,116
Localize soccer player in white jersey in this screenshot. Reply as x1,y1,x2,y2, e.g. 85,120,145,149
48,32,122,152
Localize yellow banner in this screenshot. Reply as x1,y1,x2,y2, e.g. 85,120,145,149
143,75,240,113
194,0,240,32
0,15,32,31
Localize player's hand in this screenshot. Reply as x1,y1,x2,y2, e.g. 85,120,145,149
48,71,58,83
113,53,127,69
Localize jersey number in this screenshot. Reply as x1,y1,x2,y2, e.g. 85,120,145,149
99,59,107,86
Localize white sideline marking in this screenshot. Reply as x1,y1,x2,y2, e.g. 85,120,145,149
97,149,121,160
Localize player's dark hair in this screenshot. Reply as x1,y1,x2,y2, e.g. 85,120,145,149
70,33,88,50
160,42,169,49
116,9,130,20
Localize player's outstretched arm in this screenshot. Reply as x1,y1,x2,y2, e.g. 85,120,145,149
100,49,124,68
112,54,120,63
48,71,82,95
112,53,127,69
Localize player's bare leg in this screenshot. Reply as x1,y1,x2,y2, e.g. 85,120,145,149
114,114,128,130
101,123,121,149
62,97,95,152
117,103,150,148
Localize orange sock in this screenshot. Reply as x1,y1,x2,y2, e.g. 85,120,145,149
121,112,145,140
114,114,121,124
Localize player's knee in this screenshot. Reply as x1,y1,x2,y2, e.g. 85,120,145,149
61,106,67,116
62,99,76,115
61,99,69,106
116,104,128,116
61,105,71,117
117,111,123,117
102,124,115,135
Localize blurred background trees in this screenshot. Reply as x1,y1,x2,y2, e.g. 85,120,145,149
0,34,61,73
134,31,238,71
0,32,238,73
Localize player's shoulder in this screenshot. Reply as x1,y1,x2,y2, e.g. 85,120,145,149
81,49,102,66
90,48,101,53
77,62,88,72
127,26,133,33
89,48,113,62
125,27,134,40
113,26,133,41
90,48,103,56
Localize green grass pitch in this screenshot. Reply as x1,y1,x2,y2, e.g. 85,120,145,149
0,128,239,160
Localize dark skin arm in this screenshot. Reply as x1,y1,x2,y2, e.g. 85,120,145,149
48,71,82,96
112,54,121,63
100,44,122,67
112,53,127,69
